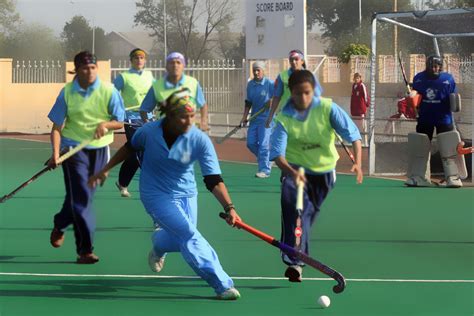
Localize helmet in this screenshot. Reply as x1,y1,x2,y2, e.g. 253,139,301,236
426,55,443,77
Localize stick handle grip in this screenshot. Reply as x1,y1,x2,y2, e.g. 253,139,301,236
219,213,275,244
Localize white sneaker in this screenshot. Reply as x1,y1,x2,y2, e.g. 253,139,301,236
115,181,131,197
405,176,433,187
438,176,463,188
148,250,165,272
255,172,270,178
217,287,241,300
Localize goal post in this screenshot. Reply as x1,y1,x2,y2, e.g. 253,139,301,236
368,8,474,183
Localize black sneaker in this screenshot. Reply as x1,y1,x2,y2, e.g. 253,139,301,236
50,228,65,248
284,265,303,282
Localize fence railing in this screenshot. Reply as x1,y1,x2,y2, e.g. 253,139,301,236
111,59,246,113
11,54,473,87
323,57,341,83
12,60,65,83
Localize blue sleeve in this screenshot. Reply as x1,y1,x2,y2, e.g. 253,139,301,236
131,125,146,150
48,88,67,125
197,134,221,175
329,102,361,143
269,121,288,161
274,75,283,97
140,87,157,112
195,83,206,108
108,87,126,121
268,79,275,97
245,83,252,105
113,74,124,91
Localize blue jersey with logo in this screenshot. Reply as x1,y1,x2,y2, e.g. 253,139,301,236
246,77,274,122
412,71,457,125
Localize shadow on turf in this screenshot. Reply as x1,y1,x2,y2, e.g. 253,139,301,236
0,254,76,264
0,278,283,300
0,226,154,232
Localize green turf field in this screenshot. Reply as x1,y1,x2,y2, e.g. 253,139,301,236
0,138,473,316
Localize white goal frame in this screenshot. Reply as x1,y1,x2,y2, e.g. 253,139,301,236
368,8,474,182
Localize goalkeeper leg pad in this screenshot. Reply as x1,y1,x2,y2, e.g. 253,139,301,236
449,93,461,112
405,132,433,187
437,131,467,187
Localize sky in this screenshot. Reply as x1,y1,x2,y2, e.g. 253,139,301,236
15,0,245,35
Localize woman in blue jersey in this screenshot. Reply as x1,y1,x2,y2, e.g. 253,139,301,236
89,88,242,300
270,70,363,282
47,51,125,264
241,60,274,178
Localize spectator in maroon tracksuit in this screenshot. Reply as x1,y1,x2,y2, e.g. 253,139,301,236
350,73,369,144
389,92,417,120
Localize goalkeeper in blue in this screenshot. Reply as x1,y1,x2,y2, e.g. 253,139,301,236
405,55,464,188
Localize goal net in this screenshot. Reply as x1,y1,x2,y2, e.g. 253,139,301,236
368,8,473,181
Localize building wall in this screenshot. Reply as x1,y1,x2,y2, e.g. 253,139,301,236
0,59,111,134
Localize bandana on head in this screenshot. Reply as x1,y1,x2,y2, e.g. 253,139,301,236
288,49,304,61
129,48,146,58
166,52,186,66
74,51,97,69
252,60,266,70
160,88,196,116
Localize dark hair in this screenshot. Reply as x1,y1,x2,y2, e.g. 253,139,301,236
68,50,97,75
288,70,315,91
129,48,146,60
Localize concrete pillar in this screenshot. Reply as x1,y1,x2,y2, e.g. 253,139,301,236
0,59,13,132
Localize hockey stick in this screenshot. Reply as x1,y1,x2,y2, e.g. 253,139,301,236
216,105,268,144
0,138,93,203
398,51,412,94
295,167,305,249
335,133,356,164
219,213,346,293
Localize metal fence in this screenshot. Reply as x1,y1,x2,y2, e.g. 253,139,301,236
12,60,65,83
351,55,371,82
323,57,341,83
111,59,246,113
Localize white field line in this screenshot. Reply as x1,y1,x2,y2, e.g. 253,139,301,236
0,137,49,144
0,272,472,283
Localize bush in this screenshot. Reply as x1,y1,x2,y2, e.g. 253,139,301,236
339,43,370,63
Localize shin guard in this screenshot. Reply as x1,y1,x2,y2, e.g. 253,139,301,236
437,131,467,180
406,132,432,186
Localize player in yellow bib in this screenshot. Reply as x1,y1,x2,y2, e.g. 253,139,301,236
113,48,155,197
47,51,125,264
140,52,209,131
265,50,321,128
270,70,362,282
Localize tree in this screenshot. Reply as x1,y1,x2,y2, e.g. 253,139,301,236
0,0,20,52
425,0,474,56
134,0,237,60
307,0,413,56
0,0,20,35
1,23,64,59
61,15,111,60
217,31,245,62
